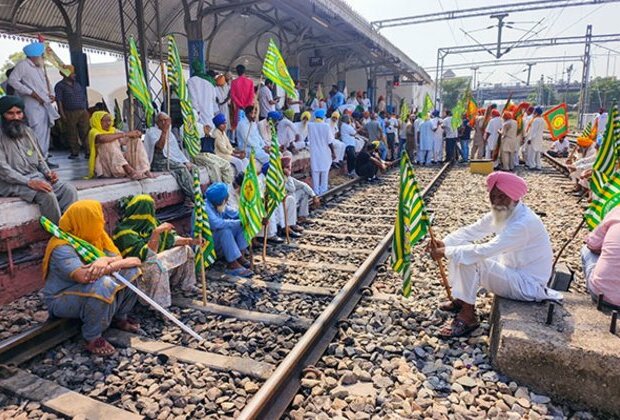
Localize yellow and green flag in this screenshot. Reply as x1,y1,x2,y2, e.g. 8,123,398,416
265,120,287,218
591,102,619,193
262,38,297,100
391,153,430,297
113,99,124,130
585,171,620,230
400,100,410,123
239,151,266,242
542,103,568,140
451,96,466,131
167,35,201,158
128,36,155,127
192,171,217,271
0,85,5,98
40,216,103,263
422,93,434,120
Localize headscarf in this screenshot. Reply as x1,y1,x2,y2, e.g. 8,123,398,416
502,111,513,120
284,109,295,120
42,200,120,279
331,111,340,120
23,42,44,57
267,111,283,121
486,172,528,201
491,109,500,117
577,136,594,148
190,59,215,86
212,113,226,127
205,182,229,205
0,95,24,115
87,111,116,178
314,109,326,120
301,111,311,121
112,195,175,261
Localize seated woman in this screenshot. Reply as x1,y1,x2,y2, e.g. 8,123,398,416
113,194,198,308
42,200,143,356
581,206,620,309
203,182,253,277
87,111,152,180
212,113,248,175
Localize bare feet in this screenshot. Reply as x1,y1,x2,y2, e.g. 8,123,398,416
85,337,116,356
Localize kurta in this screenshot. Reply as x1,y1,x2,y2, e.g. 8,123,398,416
144,127,189,165
94,134,150,179
485,117,502,158
444,202,560,304
216,84,230,122
277,118,298,149
307,121,334,172
500,119,518,153
236,115,269,165
527,117,545,152
187,76,219,128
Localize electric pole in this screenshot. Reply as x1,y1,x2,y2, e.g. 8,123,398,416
491,13,509,58
525,63,535,86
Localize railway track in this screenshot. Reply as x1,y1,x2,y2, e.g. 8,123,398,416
0,163,451,420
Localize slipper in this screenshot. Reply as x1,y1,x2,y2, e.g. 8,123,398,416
238,258,252,269
226,267,254,278
85,337,116,356
439,318,479,338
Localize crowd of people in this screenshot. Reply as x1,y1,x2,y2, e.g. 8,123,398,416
2,41,618,353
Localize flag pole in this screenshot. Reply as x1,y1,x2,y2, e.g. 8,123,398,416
200,255,207,306
282,198,290,244
428,226,453,301
161,61,171,172
262,191,269,264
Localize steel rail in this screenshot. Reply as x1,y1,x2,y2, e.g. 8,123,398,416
238,162,452,420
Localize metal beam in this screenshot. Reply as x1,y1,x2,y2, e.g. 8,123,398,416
372,0,620,30
198,0,264,17
426,55,584,72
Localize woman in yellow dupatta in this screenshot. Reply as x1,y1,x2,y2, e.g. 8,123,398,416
87,111,152,180
42,200,143,356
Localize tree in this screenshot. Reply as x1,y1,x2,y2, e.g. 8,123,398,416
441,76,470,110
0,52,25,83
588,77,620,112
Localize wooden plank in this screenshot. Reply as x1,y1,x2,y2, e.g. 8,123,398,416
0,367,142,420
308,218,393,229
328,203,395,211
104,329,274,380
208,271,337,297
301,229,384,240
320,210,395,219
260,256,358,272
173,298,312,330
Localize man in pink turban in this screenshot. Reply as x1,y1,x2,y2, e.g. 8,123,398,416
428,171,561,337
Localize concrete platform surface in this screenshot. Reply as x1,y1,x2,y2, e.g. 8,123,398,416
489,293,620,416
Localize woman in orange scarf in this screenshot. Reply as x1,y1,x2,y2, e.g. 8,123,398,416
42,200,143,356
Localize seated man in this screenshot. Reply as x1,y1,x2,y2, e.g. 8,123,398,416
203,182,253,277
144,112,197,201
355,142,387,182
0,95,77,224
212,113,248,174
567,136,597,193
256,162,285,244
43,200,142,356
278,109,301,152
236,106,270,166
282,155,319,225
581,206,620,309
429,172,561,337
547,135,570,158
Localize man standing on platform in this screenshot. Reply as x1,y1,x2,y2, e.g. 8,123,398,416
0,96,77,223
188,62,218,137
428,172,560,337
259,79,278,120
9,42,59,167
442,109,458,162
484,109,502,160
525,106,544,170
230,64,254,129
54,65,89,160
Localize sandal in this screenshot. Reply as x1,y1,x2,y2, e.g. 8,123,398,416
439,299,463,313
439,318,480,338
226,267,254,278
85,337,116,356
112,318,141,333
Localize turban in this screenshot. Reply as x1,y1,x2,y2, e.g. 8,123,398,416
486,172,528,201
352,111,362,120
261,162,270,176
363,111,370,117
502,111,513,120
534,106,543,115
281,156,292,169
431,110,440,118
371,141,380,149
267,111,282,121
215,75,226,86
577,136,594,148
205,182,229,206
212,113,226,127
331,111,340,119
527,106,535,113
63,64,75,75
284,109,295,120
0,95,25,115
301,111,311,121
23,42,45,57
314,109,326,120
491,109,500,117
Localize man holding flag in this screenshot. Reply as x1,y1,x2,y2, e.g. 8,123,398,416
428,172,561,337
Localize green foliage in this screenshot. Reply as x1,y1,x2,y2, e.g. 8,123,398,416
0,52,25,83
589,77,620,112
441,77,470,110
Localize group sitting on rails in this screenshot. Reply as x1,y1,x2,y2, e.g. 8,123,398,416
1,41,619,353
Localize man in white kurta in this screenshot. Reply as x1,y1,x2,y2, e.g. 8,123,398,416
429,172,561,337
525,106,545,170
484,110,502,160
307,109,335,194
8,42,59,160
430,110,443,163
236,106,270,165
187,74,219,133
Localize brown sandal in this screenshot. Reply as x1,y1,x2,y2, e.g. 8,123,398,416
85,337,116,356
439,318,480,338
439,299,463,313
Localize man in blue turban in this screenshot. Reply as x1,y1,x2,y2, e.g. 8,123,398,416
203,182,253,277
8,42,60,166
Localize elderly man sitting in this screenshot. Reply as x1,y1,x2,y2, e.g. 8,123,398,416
429,172,561,337
0,95,77,223
203,182,253,277
282,154,319,225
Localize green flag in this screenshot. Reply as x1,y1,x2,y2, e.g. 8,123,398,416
391,153,430,297
585,171,620,230
40,216,103,263
128,37,155,127
451,96,466,131
0,85,5,98
239,151,266,242
167,35,201,158
192,172,217,271
591,102,619,192
542,103,568,140
265,120,287,218
422,93,433,120
400,100,410,124
262,38,297,99
113,99,124,130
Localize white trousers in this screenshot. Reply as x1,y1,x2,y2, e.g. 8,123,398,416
26,108,51,158
448,258,546,305
282,195,297,227
433,137,443,162
526,148,541,169
484,138,497,159
229,156,249,175
312,170,329,195
332,141,346,162
295,189,312,217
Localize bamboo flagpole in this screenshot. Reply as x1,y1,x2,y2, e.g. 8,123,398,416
262,189,269,264
428,226,453,301
282,198,290,243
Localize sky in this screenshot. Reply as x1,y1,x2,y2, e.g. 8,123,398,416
1,1,619,87
347,0,620,86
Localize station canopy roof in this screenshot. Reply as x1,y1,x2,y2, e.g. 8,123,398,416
0,0,431,84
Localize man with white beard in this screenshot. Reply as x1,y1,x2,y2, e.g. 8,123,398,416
428,172,561,337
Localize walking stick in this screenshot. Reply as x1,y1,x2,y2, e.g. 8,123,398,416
551,218,586,275
428,226,453,301
282,197,290,244
200,256,207,306
262,190,269,264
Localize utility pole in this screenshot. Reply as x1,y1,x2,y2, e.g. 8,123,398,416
491,13,509,58
525,63,535,86
538,74,544,104
471,66,479,88
578,24,592,129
